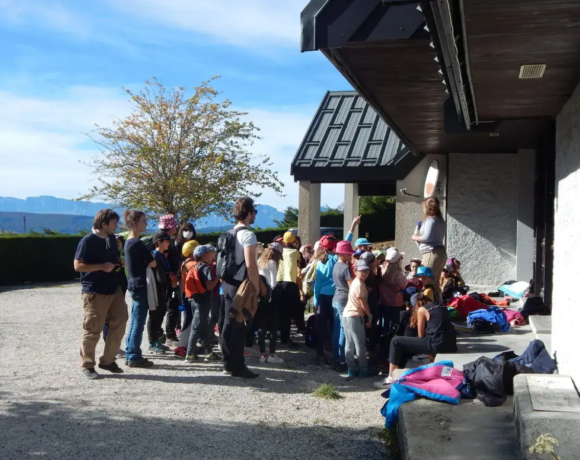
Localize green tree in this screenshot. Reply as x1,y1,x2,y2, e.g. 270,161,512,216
275,206,298,228
359,196,395,214
80,77,283,222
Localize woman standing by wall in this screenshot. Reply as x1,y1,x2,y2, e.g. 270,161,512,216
412,197,447,292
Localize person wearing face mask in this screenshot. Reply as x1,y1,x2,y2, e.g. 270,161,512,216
176,222,197,262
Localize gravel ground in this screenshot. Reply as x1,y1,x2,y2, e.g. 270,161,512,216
0,284,388,460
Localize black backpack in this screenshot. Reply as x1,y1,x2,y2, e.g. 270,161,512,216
216,226,248,284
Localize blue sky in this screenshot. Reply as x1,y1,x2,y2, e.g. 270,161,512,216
0,0,351,210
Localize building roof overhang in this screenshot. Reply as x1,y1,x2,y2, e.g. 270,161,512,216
301,0,580,155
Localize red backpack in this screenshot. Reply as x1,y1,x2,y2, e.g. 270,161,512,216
184,260,207,298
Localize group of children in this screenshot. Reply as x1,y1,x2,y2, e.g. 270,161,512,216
102,211,459,387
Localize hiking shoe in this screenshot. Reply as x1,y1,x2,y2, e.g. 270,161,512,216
266,355,284,364
116,349,126,358
204,352,220,362
231,368,260,380
148,343,166,355
127,358,154,368
185,354,198,363
98,362,124,374
82,368,101,380
373,376,393,389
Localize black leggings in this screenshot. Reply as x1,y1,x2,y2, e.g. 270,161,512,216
278,282,300,344
389,336,436,368
147,301,167,344
257,297,279,355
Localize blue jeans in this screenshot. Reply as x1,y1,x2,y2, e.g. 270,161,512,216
331,301,346,364
126,285,149,362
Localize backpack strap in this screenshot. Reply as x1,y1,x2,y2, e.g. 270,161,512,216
229,225,250,272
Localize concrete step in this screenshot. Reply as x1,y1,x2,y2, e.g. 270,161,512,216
514,374,580,460
398,397,518,460
528,316,552,355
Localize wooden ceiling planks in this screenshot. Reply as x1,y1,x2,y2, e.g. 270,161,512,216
463,0,580,120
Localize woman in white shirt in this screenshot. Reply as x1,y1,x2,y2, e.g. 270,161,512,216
255,243,284,364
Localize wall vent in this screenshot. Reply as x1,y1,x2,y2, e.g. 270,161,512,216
519,64,546,79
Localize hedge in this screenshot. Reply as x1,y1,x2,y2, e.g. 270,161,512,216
0,210,394,285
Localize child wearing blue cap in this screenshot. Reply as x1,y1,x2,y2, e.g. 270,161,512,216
185,245,221,362
354,237,371,253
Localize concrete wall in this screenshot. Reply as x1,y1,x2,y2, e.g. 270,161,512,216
395,154,447,260
446,154,518,292
553,82,580,385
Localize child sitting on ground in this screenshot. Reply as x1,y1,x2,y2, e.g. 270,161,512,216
343,259,376,379
184,245,221,362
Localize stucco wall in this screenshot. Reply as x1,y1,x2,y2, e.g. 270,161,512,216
395,154,447,261
553,82,580,385
447,154,518,292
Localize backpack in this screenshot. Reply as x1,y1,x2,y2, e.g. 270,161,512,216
305,315,318,349
184,261,207,298
216,226,249,283
181,258,196,288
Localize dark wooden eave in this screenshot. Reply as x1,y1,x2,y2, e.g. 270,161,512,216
300,0,579,155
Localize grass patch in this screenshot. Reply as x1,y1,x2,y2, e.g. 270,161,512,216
313,418,327,425
376,427,400,460
312,384,342,400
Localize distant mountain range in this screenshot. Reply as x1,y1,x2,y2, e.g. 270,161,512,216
0,196,286,234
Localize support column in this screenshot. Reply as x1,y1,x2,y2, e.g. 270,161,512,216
298,181,321,245
517,149,536,282
344,183,359,241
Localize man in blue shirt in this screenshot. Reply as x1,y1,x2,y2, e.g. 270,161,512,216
74,209,128,379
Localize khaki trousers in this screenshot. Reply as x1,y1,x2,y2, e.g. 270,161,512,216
80,287,128,369
422,247,447,295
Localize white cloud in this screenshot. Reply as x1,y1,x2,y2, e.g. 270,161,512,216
0,0,305,50
0,87,344,210
109,0,304,48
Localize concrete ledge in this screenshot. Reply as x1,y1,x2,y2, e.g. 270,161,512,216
399,398,518,460
529,316,552,335
514,374,580,460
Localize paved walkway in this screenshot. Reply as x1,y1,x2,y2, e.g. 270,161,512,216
0,284,387,460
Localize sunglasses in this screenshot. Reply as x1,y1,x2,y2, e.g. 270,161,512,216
253,209,259,215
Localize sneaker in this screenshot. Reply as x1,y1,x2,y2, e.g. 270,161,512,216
126,358,154,369
148,343,166,355
156,341,170,352
166,339,179,348
98,362,124,374
174,347,186,358
204,352,220,362
333,362,348,373
116,349,126,358
82,368,101,380
185,354,198,363
346,368,358,380
231,368,260,380
259,355,267,364
266,355,284,364
373,376,393,389
244,347,259,357
359,368,378,378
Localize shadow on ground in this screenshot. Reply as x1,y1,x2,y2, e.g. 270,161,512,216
0,393,387,460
